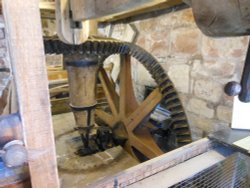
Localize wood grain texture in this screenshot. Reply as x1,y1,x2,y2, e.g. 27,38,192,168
90,138,212,188
70,0,151,21
3,0,60,187
55,0,97,44
66,64,99,130
70,0,183,22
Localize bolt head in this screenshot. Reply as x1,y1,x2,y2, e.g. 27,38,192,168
224,81,242,96
2,140,27,167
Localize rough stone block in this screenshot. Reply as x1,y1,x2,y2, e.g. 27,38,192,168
187,113,214,134
149,28,171,59
216,105,232,123
201,35,249,60
187,98,214,118
168,64,190,93
187,113,229,135
170,28,200,57
189,126,204,141
150,40,169,58
191,59,236,79
194,79,223,103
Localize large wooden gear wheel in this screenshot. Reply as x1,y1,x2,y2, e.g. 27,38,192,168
44,37,192,161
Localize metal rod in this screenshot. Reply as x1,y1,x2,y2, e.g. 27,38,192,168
239,42,250,102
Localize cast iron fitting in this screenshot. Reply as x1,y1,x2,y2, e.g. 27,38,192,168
66,57,98,67
1,140,28,168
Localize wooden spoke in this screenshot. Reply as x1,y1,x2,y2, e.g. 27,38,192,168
123,139,139,161
95,109,116,127
97,55,167,161
125,88,162,132
119,55,138,116
130,126,163,159
98,67,119,116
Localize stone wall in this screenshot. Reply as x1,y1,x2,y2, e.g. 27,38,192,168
104,8,249,140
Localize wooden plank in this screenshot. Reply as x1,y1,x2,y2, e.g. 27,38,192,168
40,0,184,23
70,0,183,22
51,98,71,115
70,0,152,21
128,150,226,188
2,0,60,187
90,138,212,187
99,0,183,22
48,70,68,81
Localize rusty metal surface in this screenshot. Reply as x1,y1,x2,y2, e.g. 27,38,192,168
190,0,250,37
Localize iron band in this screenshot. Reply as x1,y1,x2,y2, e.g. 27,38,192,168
69,103,97,112
66,59,98,67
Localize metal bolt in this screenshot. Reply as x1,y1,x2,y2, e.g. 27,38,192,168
1,140,28,168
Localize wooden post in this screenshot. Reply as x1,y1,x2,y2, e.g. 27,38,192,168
66,58,99,153
56,0,97,44
3,0,60,187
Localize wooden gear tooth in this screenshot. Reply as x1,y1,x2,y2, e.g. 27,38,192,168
44,37,192,160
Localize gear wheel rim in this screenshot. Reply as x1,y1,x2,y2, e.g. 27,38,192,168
44,37,192,154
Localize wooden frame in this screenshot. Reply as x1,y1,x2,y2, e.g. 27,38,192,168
40,0,183,22
3,0,60,187
90,138,212,187
1,0,185,187
95,0,184,22
42,0,183,44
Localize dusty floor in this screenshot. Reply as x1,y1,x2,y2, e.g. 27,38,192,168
53,112,139,188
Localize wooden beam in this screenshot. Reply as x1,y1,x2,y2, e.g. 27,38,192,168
48,70,68,81
3,0,60,187
91,138,212,187
70,0,152,21
40,0,184,24
55,0,97,44
129,150,226,187
99,0,183,22
70,0,183,22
